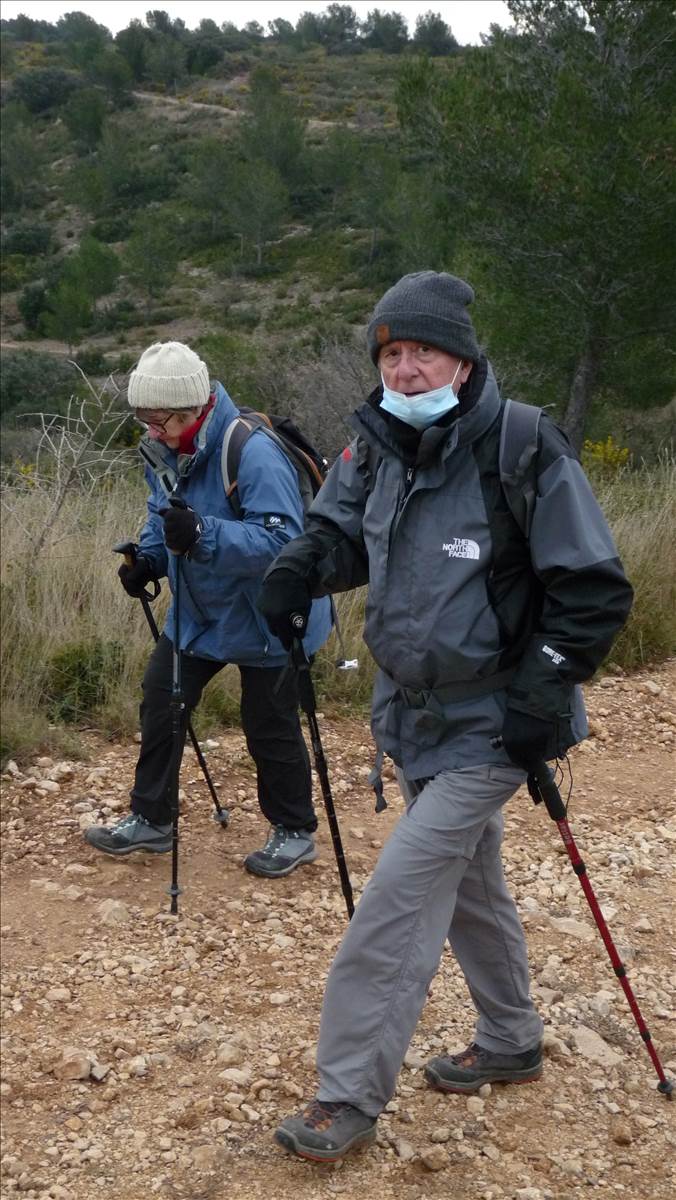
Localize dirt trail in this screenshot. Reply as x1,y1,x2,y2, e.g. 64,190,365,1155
1,663,675,1200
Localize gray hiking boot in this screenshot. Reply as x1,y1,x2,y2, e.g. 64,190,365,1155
244,825,317,878
425,1041,543,1094
84,812,172,856
275,1099,377,1162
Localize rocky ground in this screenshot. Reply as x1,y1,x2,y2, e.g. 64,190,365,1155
1,662,675,1200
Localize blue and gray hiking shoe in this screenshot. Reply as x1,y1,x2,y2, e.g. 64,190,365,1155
244,825,317,878
275,1099,377,1162
84,812,172,856
425,1041,543,1093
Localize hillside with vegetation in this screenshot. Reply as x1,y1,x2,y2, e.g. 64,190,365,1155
0,2,675,761
2,2,674,454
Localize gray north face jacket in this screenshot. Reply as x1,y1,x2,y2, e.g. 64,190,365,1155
265,359,633,780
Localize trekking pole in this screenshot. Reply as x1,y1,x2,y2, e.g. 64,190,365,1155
113,542,229,828
290,632,354,919
493,738,673,1099
167,520,184,916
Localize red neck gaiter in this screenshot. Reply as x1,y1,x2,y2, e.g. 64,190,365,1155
176,395,216,455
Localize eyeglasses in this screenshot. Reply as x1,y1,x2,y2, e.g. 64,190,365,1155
135,410,179,432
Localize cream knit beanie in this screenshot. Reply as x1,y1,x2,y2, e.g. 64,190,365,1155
127,341,211,410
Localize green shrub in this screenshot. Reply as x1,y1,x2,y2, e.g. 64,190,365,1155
1,221,53,256
17,282,49,330
10,66,81,113
72,346,108,375
226,304,261,331
1,253,37,291
0,349,75,420
90,214,133,242
46,637,125,723
93,298,139,332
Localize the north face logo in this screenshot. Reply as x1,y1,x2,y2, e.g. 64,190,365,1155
442,538,480,560
542,644,566,666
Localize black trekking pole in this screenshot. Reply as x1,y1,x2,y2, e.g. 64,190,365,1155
113,541,229,828
166,513,185,915
492,739,674,1099
290,632,354,919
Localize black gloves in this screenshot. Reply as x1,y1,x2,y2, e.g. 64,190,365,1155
256,568,312,650
160,505,203,555
118,556,156,598
501,707,554,770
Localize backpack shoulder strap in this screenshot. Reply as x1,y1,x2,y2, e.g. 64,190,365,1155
221,415,263,519
499,398,542,538
355,435,382,494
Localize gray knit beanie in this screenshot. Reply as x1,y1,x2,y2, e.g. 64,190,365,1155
127,341,211,410
367,271,480,365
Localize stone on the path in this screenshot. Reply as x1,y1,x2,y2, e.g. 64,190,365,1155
549,916,594,942
219,1067,252,1086
572,1025,623,1067
543,1030,571,1058
46,987,71,1003
610,1117,634,1145
53,1047,93,1080
421,1144,448,1170
634,916,653,932
393,1137,416,1161
217,1043,244,1067
96,898,131,926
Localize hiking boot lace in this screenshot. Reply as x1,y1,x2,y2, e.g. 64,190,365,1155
263,826,288,857
115,814,138,831
451,1043,483,1068
302,1100,346,1129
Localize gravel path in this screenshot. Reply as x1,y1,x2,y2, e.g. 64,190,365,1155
1,662,675,1200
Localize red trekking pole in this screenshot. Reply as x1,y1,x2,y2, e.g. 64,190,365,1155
527,759,673,1099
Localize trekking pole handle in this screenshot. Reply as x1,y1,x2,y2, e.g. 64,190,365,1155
490,737,566,821
112,541,161,601
113,539,137,569
290,610,309,638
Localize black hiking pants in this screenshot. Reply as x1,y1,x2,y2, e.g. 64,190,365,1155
130,635,316,832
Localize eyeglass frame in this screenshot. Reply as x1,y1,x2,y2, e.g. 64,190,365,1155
134,408,193,432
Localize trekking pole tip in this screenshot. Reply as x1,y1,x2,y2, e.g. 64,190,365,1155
657,1077,674,1099
213,809,230,827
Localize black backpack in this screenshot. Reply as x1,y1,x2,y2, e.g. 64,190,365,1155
221,408,328,520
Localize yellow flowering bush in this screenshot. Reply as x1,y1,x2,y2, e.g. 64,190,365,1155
582,435,630,476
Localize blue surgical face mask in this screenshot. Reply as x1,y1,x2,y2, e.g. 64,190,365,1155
380,361,463,431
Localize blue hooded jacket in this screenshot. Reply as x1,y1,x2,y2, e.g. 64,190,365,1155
136,383,332,665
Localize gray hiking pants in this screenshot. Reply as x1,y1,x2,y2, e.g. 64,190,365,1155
316,764,544,1117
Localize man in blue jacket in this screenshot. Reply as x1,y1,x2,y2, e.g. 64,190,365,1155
84,341,332,878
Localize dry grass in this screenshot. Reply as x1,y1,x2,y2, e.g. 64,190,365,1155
1,458,674,763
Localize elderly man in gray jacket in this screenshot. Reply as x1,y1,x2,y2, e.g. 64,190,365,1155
256,271,633,1162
